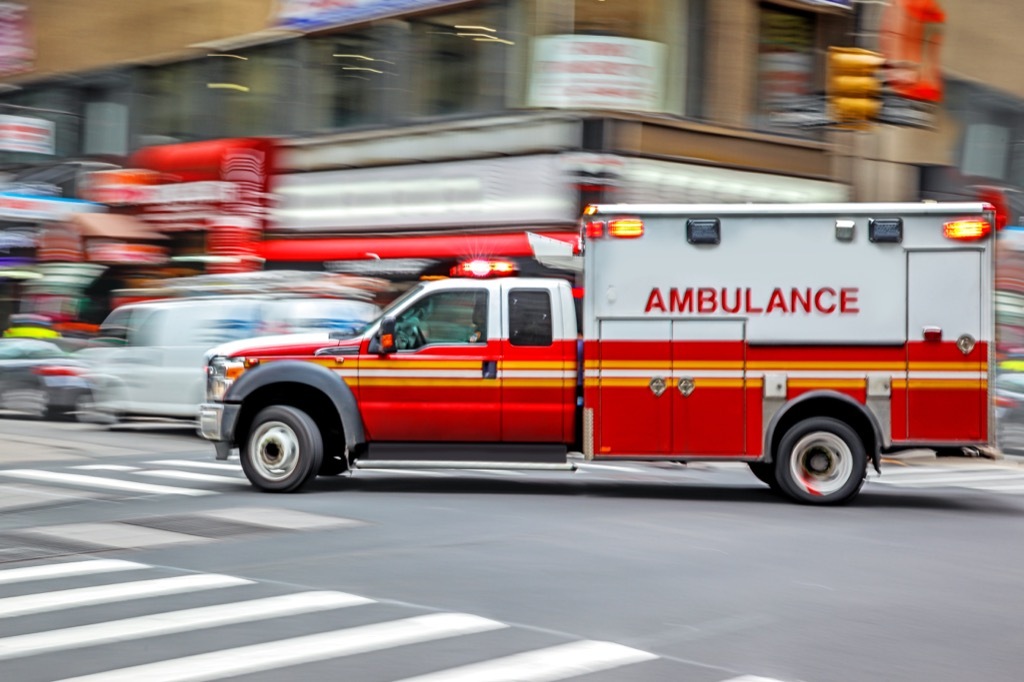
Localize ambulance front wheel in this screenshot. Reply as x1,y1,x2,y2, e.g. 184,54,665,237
241,405,323,493
774,417,867,505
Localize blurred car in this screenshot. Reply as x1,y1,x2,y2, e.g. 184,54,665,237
78,295,382,423
995,373,1024,453
0,338,93,420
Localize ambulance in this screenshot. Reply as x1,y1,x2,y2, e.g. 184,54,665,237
198,202,997,505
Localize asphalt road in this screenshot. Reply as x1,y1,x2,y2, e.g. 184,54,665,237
2,417,1024,682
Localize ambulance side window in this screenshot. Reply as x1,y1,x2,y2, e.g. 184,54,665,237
394,289,488,350
508,289,552,347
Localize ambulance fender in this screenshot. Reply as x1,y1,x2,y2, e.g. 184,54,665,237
764,391,883,474
224,360,365,451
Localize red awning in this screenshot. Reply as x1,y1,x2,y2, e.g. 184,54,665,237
259,231,579,262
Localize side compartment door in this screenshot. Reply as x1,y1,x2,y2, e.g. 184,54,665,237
906,250,985,441
500,285,575,442
597,320,672,456
358,287,501,441
671,320,747,455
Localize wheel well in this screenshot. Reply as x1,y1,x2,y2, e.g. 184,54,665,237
769,396,878,464
235,382,345,460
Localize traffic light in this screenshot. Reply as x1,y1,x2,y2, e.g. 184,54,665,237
826,46,885,127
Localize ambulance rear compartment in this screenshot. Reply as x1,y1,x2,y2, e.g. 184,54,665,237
581,204,994,459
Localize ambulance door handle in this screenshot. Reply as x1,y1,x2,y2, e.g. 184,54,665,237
482,360,497,379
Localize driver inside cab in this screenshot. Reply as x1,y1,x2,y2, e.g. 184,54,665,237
394,291,488,349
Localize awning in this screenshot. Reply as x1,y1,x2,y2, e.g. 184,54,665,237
259,231,580,262
68,213,168,241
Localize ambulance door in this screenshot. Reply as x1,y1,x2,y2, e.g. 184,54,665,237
671,320,746,455
906,250,984,441
358,287,501,441
597,320,672,456
499,285,574,442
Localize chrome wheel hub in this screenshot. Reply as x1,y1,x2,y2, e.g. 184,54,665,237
789,431,853,496
250,421,300,481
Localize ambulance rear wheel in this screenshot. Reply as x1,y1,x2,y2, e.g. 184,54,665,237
774,417,867,505
241,406,323,493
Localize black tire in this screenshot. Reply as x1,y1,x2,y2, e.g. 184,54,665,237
241,405,323,493
747,461,783,493
774,417,867,505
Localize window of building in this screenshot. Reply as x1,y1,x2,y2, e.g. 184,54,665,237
755,4,818,137
305,29,395,130
138,60,207,144
408,5,510,118
211,44,295,137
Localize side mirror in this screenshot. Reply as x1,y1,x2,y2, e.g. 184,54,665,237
378,317,397,354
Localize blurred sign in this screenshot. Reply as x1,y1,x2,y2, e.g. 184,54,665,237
0,193,103,221
620,158,849,204
0,115,53,154
274,0,465,31
875,93,937,128
79,169,160,205
85,242,168,265
880,0,945,103
120,138,275,274
273,154,577,232
0,2,32,76
528,35,665,112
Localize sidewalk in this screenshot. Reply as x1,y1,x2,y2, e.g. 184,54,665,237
0,419,207,465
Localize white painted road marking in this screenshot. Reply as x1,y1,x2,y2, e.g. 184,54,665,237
135,470,247,485
0,560,147,586
54,613,508,682
0,591,372,661
72,465,140,472
0,574,251,618
146,460,241,472
392,639,659,681
0,470,215,496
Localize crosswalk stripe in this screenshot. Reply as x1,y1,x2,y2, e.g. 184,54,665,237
0,591,372,661
0,574,251,618
53,612,508,682
877,466,1012,478
135,470,247,485
960,481,1024,492
873,472,1024,487
391,639,658,682
73,465,140,472
0,560,147,586
0,470,215,497
146,460,241,472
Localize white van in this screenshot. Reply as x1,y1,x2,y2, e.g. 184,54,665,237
80,296,380,422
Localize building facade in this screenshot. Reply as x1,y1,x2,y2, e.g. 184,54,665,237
0,0,1022,316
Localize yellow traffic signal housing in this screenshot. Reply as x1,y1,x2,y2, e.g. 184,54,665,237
827,46,885,127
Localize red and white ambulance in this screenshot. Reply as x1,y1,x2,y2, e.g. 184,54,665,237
198,202,997,504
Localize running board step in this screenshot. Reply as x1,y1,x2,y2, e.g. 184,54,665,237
353,460,577,471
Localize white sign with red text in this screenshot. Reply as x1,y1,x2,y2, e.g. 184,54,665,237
0,115,53,154
528,35,665,113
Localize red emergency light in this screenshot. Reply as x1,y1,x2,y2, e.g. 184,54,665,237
450,258,518,278
943,218,992,241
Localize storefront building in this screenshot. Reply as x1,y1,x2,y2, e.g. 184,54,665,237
0,0,1021,282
